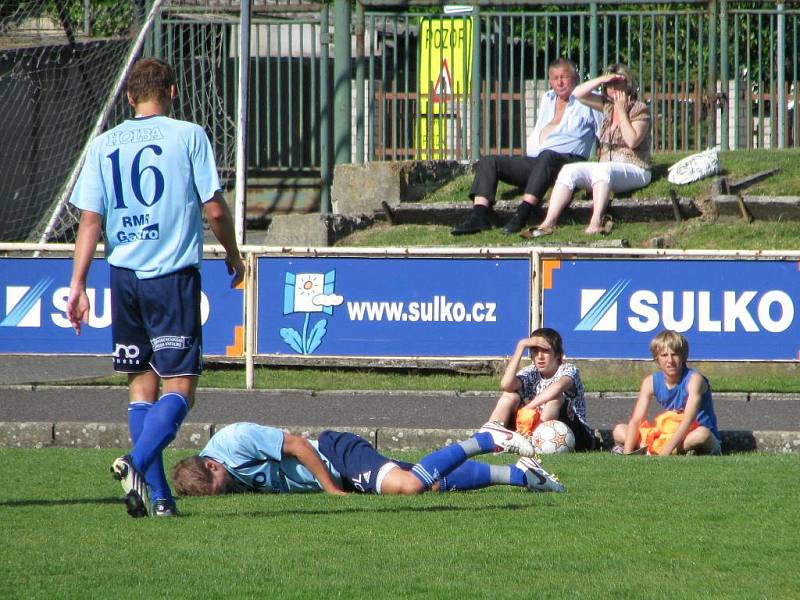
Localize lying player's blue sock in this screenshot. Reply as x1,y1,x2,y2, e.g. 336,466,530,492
472,431,501,454
130,393,189,475
441,463,521,492
410,435,487,489
127,402,173,502
508,464,526,487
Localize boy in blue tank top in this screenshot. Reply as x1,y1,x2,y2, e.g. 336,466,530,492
612,330,721,456
67,58,245,517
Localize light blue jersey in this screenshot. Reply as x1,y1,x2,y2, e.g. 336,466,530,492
69,115,221,279
199,423,342,493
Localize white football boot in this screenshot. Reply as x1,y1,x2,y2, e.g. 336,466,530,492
516,456,566,493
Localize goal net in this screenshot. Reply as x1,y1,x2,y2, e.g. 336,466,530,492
0,0,237,244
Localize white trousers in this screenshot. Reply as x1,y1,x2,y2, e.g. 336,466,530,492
555,161,651,194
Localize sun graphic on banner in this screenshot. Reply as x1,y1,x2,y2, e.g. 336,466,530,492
280,271,344,354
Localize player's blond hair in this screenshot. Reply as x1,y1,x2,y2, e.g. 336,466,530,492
171,455,215,496
126,57,176,105
649,329,689,361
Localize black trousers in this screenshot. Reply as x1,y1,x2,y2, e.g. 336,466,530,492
468,149,585,203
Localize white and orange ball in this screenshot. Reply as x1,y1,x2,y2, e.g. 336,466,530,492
531,420,575,454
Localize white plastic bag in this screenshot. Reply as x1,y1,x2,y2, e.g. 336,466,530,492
667,147,720,185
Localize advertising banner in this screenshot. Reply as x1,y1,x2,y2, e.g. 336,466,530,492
0,258,243,356
542,259,800,360
257,257,530,357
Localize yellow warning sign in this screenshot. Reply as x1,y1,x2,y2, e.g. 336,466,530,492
418,16,472,116
417,16,472,158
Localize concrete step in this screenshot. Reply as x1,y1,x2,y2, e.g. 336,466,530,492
388,195,800,227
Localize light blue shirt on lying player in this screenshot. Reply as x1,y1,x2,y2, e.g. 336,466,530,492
525,90,603,159
200,422,343,493
69,115,221,279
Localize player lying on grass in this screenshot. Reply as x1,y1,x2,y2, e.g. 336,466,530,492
171,422,565,496
612,329,721,456
485,328,596,451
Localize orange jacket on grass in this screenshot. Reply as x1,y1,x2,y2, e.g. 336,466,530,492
638,410,699,455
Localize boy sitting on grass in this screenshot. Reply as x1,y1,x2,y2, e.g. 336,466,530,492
486,328,596,451
612,329,721,456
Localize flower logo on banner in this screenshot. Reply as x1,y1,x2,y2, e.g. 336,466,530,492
280,271,343,354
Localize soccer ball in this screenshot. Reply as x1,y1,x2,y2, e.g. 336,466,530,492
531,420,575,454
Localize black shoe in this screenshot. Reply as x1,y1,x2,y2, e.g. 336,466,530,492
152,498,178,517
111,455,150,518
501,212,527,234
451,210,492,235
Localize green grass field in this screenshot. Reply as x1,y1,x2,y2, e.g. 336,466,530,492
2,448,797,599
78,364,800,393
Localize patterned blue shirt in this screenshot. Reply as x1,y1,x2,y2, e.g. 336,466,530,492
69,115,221,279
516,362,589,426
199,423,342,493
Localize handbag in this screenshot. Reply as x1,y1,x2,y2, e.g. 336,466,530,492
667,147,720,184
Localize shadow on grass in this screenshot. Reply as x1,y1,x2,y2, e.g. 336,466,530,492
182,499,560,519
0,496,121,508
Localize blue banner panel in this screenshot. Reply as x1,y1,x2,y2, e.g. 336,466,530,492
542,259,800,360
257,257,530,357
0,258,243,356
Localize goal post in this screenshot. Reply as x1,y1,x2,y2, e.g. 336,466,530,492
1,0,242,245
34,0,166,246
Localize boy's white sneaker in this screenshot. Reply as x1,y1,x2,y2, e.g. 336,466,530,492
478,421,536,457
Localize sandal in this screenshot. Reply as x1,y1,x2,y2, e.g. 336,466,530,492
520,226,554,239
585,218,614,236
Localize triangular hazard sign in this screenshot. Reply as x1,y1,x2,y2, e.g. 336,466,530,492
432,59,453,103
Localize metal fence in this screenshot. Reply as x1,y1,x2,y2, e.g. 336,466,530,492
10,0,795,228
145,2,798,189
359,0,800,162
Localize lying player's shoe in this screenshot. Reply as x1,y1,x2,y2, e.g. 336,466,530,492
111,455,150,518
516,456,565,493
478,421,536,457
152,498,178,518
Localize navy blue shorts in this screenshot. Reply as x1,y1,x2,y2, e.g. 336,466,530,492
110,265,203,377
317,431,413,494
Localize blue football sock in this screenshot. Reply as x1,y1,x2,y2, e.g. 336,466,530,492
509,464,526,487
440,461,492,491
472,431,499,454
130,393,189,476
411,435,490,489
127,402,173,502
441,463,517,492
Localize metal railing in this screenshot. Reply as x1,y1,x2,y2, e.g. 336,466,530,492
147,1,799,207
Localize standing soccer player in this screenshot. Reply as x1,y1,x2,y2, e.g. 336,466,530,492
66,57,245,517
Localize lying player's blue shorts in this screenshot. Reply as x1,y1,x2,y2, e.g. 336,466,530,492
317,431,413,494
110,265,203,377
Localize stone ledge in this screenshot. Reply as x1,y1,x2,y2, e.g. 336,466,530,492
262,213,374,247
1,422,797,454
332,160,472,215
390,197,703,227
